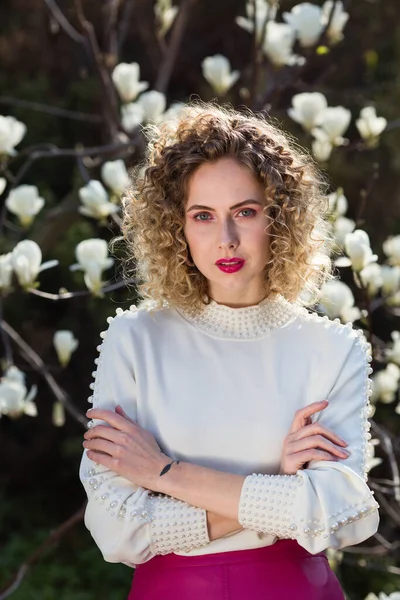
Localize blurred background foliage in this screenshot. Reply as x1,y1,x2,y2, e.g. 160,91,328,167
0,0,400,598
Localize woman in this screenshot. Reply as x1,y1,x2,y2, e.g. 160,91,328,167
79,103,379,600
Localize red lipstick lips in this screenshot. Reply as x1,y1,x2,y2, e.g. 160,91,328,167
215,257,245,273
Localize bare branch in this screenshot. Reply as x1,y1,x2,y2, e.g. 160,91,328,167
0,504,86,599
27,277,134,301
43,0,84,44
118,0,135,55
0,96,103,123
154,0,198,94
0,297,13,369
0,321,87,428
371,420,400,502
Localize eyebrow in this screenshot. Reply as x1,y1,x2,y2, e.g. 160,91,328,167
186,199,263,212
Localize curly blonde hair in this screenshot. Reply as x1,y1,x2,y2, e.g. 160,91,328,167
120,102,335,312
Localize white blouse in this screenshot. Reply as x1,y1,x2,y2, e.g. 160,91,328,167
79,294,379,567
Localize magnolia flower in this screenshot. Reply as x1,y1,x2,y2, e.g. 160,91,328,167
160,102,186,123
365,594,400,600
0,366,38,419
101,160,131,196
0,178,6,196
201,54,240,96
313,106,351,146
383,235,400,266
366,438,382,471
0,115,27,155
318,280,361,322
321,1,349,45
137,90,167,123
370,363,400,404
236,0,278,43
356,106,387,146
333,216,356,247
53,330,79,367
327,189,348,216
5,185,45,227
0,253,13,292
263,22,305,67
78,180,119,222
70,238,114,296
52,401,66,427
283,2,324,48
386,331,400,366
11,240,58,289
311,129,333,162
121,102,145,131
154,0,179,36
335,229,378,272
112,62,149,103
288,92,328,132
359,263,383,296
381,265,400,296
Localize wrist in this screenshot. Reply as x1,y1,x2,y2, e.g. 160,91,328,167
151,454,178,493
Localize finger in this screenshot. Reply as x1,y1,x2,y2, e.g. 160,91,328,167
87,408,135,431
84,424,122,442
294,449,340,464
86,449,114,469
289,401,329,434
288,435,350,459
115,405,137,424
83,438,120,457
293,423,347,447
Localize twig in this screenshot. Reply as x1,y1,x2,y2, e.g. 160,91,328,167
43,0,84,44
154,0,198,94
0,504,86,599
103,0,122,67
0,321,87,428
27,277,133,301
0,297,13,368
0,96,103,123
117,0,135,54
371,421,400,502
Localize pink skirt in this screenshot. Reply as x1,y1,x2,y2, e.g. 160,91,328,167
128,540,345,600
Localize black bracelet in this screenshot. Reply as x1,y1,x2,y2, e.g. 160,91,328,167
159,459,180,477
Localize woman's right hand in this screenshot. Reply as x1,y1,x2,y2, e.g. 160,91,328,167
279,400,350,475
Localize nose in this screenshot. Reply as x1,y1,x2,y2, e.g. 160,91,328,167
218,217,239,251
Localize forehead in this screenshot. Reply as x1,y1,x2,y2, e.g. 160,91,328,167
187,158,264,202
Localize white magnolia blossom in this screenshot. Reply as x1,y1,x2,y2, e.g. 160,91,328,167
321,0,349,44
333,216,356,247
0,253,13,291
121,102,145,131
70,238,114,296
52,401,66,427
283,2,324,48
386,331,400,366
236,0,278,43
360,262,383,296
0,366,38,419
318,280,361,323
365,438,382,472
112,62,149,103
53,330,79,367
5,185,45,227
328,188,348,216
335,229,378,272
263,22,305,67
160,101,186,123
311,129,333,162
0,178,6,196
78,180,119,222
370,363,400,404
137,90,167,123
101,160,131,195
201,54,240,96
313,106,351,146
356,106,387,145
154,0,179,36
382,235,400,266
11,240,58,289
381,265,400,296
288,92,328,132
0,115,27,155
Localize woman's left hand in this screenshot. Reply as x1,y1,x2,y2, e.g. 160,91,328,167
83,405,171,492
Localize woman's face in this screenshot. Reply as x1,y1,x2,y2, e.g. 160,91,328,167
183,157,271,307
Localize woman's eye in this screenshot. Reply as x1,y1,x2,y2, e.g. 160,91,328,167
193,212,212,221
238,208,257,217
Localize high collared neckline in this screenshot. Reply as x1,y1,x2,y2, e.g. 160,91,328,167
176,293,302,340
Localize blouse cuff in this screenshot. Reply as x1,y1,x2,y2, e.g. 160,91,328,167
147,494,210,554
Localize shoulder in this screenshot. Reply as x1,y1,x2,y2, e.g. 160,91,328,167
99,299,174,341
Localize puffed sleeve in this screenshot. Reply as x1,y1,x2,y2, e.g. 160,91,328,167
237,325,380,554
79,309,210,567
